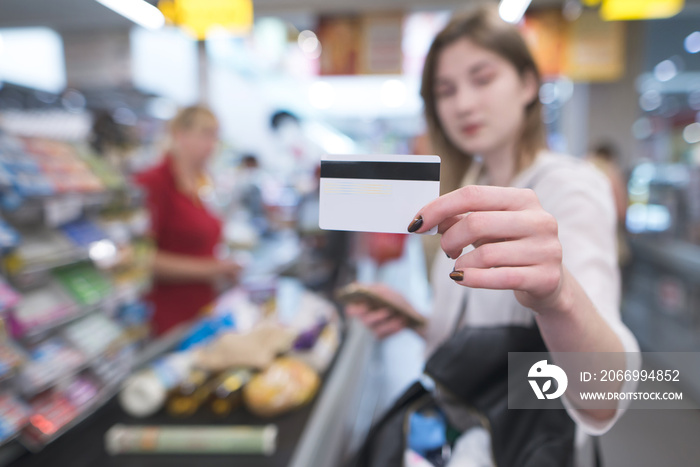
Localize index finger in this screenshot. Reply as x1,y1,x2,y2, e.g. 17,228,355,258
407,185,535,234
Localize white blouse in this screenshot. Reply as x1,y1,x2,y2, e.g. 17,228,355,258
425,151,640,467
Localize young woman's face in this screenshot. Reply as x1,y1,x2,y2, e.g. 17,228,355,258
433,38,537,159
174,117,219,168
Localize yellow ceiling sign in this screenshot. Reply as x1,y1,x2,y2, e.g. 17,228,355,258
599,0,684,21
158,0,253,40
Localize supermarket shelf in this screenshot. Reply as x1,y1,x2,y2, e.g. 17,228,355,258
20,333,130,399
19,357,90,400
20,300,104,342
20,382,122,453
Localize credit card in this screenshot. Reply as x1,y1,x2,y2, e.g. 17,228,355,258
319,154,440,234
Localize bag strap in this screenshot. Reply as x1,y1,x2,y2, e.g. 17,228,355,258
594,436,604,467
450,291,469,337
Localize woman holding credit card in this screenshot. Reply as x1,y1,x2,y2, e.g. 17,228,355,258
346,6,639,467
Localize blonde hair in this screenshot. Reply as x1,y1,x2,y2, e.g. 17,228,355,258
168,105,218,134
420,6,545,194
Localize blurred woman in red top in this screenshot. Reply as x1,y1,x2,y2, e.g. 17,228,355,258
136,106,240,335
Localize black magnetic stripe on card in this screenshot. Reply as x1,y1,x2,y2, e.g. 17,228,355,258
320,161,440,181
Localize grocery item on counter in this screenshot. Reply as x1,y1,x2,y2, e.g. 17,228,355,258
208,369,252,417
288,322,340,374
177,313,237,351
292,319,327,350
336,282,427,330
194,321,297,372
210,287,265,334
105,424,277,455
166,368,212,418
118,352,194,418
243,357,320,418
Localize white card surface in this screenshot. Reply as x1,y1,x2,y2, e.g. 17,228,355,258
319,154,440,234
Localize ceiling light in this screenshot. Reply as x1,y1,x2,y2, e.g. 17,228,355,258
381,79,407,108
683,122,700,144
498,0,533,24
653,59,677,82
95,0,165,30
309,81,335,110
685,31,700,54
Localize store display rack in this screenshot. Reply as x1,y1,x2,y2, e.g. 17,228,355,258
0,126,156,456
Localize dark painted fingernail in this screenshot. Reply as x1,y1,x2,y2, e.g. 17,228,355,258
446,252,451,259
449,269,464,281
407,215,423,233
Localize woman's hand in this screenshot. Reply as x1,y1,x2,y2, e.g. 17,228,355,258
408,185,570,316
344,284,415,339
214,260,243,284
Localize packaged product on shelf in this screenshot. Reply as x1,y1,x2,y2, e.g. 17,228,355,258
114,299,151,342
23,390,78,443
0,135,55,201
165,368,212,418
63,375,100,409
52,262,112,307
78,150,127,192
0,392,30,444
60,219,109,249
207,368,251,417
243,357,320,418
105,424,277,455
118,352,194,418
23,138,104,193
6,230,78,277
0,278,21,313
7,282,77,338
92,343,135,388
18,338,87,397
0,218,20,251
0,338,26,381
62,313,125,359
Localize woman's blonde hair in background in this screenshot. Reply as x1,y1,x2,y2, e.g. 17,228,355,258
420,5,546,194
168,105,218,134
